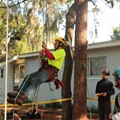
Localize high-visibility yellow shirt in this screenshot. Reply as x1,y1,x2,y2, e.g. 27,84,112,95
48,49,66,70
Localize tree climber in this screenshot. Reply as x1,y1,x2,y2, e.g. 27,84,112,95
7,37,66,106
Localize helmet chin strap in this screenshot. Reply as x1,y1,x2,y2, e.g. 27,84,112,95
55,42,62,50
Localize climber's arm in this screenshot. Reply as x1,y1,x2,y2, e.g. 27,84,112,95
42,41,55,60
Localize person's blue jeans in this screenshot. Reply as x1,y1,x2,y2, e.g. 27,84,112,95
19,69,49,98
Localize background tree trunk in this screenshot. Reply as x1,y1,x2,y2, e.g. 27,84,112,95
62,2,76,120
73,0,88,120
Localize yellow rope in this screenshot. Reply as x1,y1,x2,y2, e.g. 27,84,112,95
0,97,115,107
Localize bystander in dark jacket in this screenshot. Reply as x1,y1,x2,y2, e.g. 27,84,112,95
95,69,115,120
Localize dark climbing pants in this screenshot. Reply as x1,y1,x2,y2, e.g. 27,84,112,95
98,101,111,120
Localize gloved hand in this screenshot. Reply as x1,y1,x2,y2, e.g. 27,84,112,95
42,41,47,49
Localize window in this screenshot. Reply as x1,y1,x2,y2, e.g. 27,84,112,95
19,65,25,79
1,67,4,78
14,64,25,88
88,57,106,77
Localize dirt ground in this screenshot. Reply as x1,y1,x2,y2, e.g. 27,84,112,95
0,106,99,120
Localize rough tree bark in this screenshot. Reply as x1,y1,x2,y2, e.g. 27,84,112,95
73,0,88,120
62,2,76,120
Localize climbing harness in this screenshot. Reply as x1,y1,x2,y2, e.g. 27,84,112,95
49,78,64,91
48,71,64,92
42,60,64,91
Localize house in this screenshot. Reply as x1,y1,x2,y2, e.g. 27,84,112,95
87,40,120,109
0,52,65,104
0,40,120,110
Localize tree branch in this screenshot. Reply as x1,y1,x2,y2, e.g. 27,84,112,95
0,0,29,8
104,0,114,8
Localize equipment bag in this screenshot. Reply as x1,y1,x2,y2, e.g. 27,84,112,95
21,109,41,119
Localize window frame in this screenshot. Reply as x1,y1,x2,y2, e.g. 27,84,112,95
14,64,25,88
19,64,25,79
87,56,107,77
0,67,4,78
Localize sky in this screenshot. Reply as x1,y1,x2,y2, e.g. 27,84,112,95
88,1,120,43
59,1,120,44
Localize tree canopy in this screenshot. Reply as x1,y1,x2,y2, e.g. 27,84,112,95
1,1,120,120
111,25,120,40
0,0,72,56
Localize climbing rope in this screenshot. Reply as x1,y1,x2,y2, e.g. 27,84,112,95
9,53,41,120
49,82,56,92
29,85,40,115
4,0,9,120
14,54,41,98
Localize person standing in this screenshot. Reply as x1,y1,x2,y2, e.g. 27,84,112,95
95,69,115,120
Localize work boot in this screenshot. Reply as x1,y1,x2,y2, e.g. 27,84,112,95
7,91,28,100
7,97,23,106
7,91,18,98
18,91,28,100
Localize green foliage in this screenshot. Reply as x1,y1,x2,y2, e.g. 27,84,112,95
13,39,31,55
111,25,120,40
0,19,6,42
0,0,69,56
0,5,6,50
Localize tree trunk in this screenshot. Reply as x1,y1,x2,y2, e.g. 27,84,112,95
62,2,76,120
73,0,88,120
62,46,73,120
